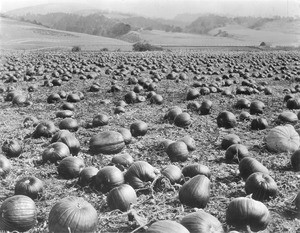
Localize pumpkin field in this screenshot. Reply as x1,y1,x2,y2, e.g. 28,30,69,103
1,47,300,233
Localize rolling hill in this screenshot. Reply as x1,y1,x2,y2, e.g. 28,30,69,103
0,17,132,51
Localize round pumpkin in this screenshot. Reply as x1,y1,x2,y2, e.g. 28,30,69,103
146,220,189,233
225,144,249,163
265,124,300,153
94,166,124,193
2,139,22,157
287,98,300,109
178,135,196,151
182,164,211,178
55,110,74,119
150,94,163,105
0,154,11,177
199,99,212,115
251,117,268,130
174,112,192,128
14,176,44,199
57,156,85,179
166,106,182,122
48,196,98,233
226,197,270,231
42,142,70,163
32,121,57,138
130,121,148,137
217,111,237,129
235,98,250,109
77,166,99,187
51,130,80,155
245,172,278,200
161,164,183,184
117,128,132,144
89,131,125,155
179,174,210,208
278,111,298,124
92,114,109,127
181,210,224,233
59,118,79,132
125,161,157,189
0,195,37,232
111,153,134,168
239,157,269,180
107,184,137,212
166,141,189,162
186,88,200,100
221,134,241,150
250,100,265,114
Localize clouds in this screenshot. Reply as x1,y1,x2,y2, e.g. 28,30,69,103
1,0,299,18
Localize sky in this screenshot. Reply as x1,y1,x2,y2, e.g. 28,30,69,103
0,0,300,18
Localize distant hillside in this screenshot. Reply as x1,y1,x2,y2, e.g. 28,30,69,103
0,16,131,51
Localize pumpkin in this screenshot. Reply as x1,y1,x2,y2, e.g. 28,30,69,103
225,144,249,163
89,131,125,155
42,142,70,163
12,94,28,106
245,172,278,200
111,153,134,168
61,102,75,111
51,130,80,155
117,128,132,144
77,166,99,187
182,164,211,178
67,93,81,102
150,94,163,105
114,106,126,114
251,117,268,130
92,114,109,127
235,98,251,109
158,139,175,151
55,110,74,118
2,139,22,157
217,111,237,129
166,141,189,162
181,210,224,233
239,111,251,121
0,154,11,177
107,184,137,212
199,99,212,115
124,91,137,104
125,161,157,189
178,135,196,151
278,111,298,123
187,101,201,111
166,106,182,122
130,120,148,137
32,121,57,138
291,149,300,171
94,166,124,193
221,134,241,150
226,197,270,231
59,118,79,132
239,157,269,180
287,98,300,109
250,100,265,114
186,88,200,100
284,93,294,102
179,175,210,208
14,176,44,199
146,220,189,233
174,112,192,128
0,195,37,232
265,124,300,153
57,156,85,179
161,164,183,184
48,196,98,233
47,93,61,104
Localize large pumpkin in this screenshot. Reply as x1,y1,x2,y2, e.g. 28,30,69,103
146,220,189,233
0,195,37,232
217,111,237,129
89,131,125,155
265,124,300,153
48,196,98,233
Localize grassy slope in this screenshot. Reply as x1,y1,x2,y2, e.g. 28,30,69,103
0,17,132,51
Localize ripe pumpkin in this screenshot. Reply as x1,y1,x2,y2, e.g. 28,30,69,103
178,135,196,151
251,117,268,130
89,131,125,155
67,93,81,102
0,195,37,232
166,106,182,122
57,156,85,179
117,128,132,144
130,120,148,137
2,139,22,157
239,111,251,121
225,144,249,163
77,166,99,187
166,141,189,162
94,166,124,193
107,184,137,212
146,220,189,233
179,174,210,208
266,124,300,153
51,130,80,155
187,101,201,111
226,197,270,231
0,154,11,177
182,164,211,178
92,114,109,127
291,149,300,171
278,111,298,124
245,172,278,200
235,98,250,109
161,164,183,184
186,88,200,100
14,176,44,199
111,153,134,168
48,196,98,233
124,91,137,104
32,121,57,138
47,93,61,104
181,210,224,233
199,99,212,115
287,98,300,109
150,94,163,105
125,161,157,189
239,157,269,180
221,134,241,150
217,111,237,129
59,118,79,132
250,100,265,114
174,112,192,128
42,142,70,163
55,110,74,118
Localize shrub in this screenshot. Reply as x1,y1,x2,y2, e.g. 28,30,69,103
132,42,163,52
71,46,81,52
